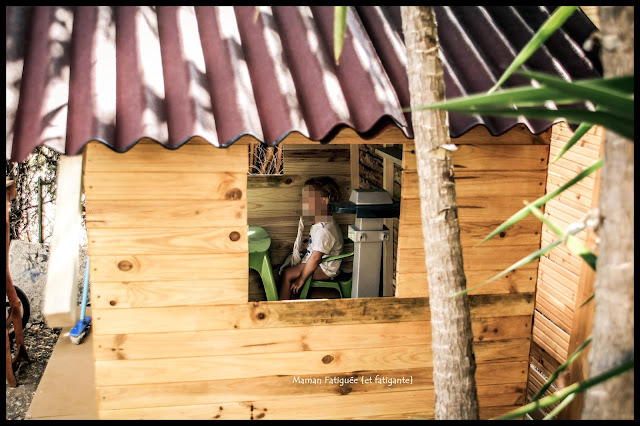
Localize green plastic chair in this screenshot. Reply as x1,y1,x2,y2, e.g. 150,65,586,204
298,251,355,300
248,226,279,301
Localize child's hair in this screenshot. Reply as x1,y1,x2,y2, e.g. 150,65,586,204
303,176,342,202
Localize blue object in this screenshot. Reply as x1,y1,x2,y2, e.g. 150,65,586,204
69,257,92,343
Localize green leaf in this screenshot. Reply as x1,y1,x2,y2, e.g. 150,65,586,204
551,122,593,164
527,204,597,270
579,293,595,309
334,6,348,65
488,6,578,94
429,107,633,141
478,158,602,245
450,239,561,297
543,390,576,419
493,358,634,420
516,70,634,118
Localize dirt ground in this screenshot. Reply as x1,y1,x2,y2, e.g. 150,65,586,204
5,322,61,420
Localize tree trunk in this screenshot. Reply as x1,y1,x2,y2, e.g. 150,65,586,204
401,6,479,420
582,6,634,420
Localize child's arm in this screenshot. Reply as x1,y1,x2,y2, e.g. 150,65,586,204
291,250,324,295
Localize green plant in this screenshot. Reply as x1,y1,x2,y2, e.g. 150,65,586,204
407,6,634,419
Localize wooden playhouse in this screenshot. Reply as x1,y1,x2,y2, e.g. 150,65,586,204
6,6,603,420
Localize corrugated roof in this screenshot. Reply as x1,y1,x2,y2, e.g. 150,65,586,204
6,6,601,163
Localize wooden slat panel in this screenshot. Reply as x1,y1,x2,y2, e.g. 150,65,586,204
475,360,528,384
403,144,549,171
85,141,247,173
87,227,247,256
532,314,569,362
91,280,247,309
395,270,537,298
396,246,540,272
545,197,589,222
536,272,577,310
85,199,247,228
398,217,542,248
530,341,562,380
94,345,432,386
98,389,433,420
535,288,573,333
401,170,547,198
538,256,579,285
90,253,248,282
480,405,527,420
533,310,570,351
84,171,246,201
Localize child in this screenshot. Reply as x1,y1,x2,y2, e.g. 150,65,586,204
279,176,344,300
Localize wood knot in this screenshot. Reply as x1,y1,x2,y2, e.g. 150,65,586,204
285,178,293,184
109,300,117,306
499,232,506,238
322,355,334,364
225,188,243,200
256,312,266,320
118,260,133,271
229,231,241,241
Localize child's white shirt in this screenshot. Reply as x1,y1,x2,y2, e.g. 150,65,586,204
300,216,343,278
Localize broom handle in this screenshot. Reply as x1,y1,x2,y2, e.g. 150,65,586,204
79,257,90,321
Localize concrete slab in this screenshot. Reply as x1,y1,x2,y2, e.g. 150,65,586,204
25,308,98,420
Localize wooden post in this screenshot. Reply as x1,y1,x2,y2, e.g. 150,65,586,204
559,127,604,419
43,153,85,328
382,144,395,296
350,145,360,192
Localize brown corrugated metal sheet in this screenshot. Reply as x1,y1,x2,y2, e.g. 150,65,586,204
6,6,601,163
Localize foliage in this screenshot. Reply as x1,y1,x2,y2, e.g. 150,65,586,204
409,6,634,420
6,146,60,243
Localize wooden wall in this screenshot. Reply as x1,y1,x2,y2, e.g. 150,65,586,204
394,124,551,418
526,122,603,419
81,123,569,419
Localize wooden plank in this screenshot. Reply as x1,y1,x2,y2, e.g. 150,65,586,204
382,146,395,296
85,199,247,228
474,338,531,363
400,196,545,223
91,279,247,309
283,144,350,151
98,389,433,420
90,253,247,282
94,321,431,361
401,170,547,199
93,316,532,361
398,217,542,248
474,360,528,384
403,144,549,171
395,270,537,298
85,141,247,173
84,171,246,201
545,197,589,222
480,405,527,420
94,345,432,386
97,367,433,411
97,366,527,413
396,246,540,272
451,124,549,145
92,297,431,334
86,227,247,255
91,294,533,335
43,154,84,328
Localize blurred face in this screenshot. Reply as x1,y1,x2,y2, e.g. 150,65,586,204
302,185,329,218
